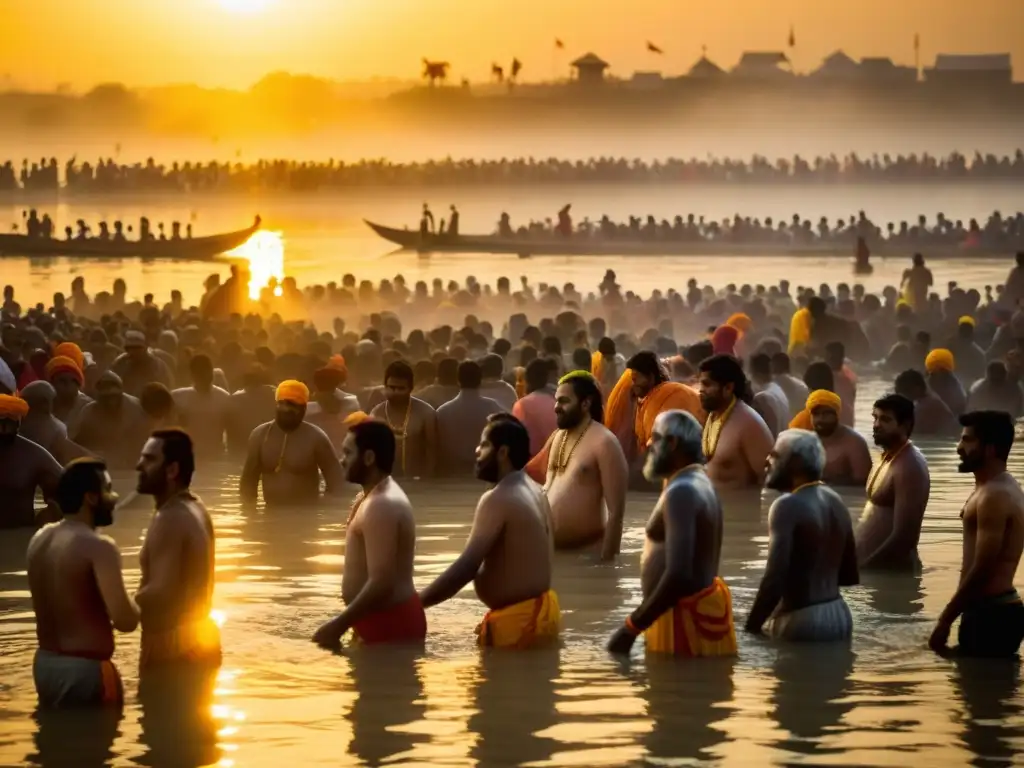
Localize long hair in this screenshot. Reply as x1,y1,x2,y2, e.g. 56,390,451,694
559,371,604,424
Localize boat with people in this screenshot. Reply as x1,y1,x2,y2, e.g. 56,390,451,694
0,215,261,260
366,219,1023,260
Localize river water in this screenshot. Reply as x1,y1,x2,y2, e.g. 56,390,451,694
1,379,1023,767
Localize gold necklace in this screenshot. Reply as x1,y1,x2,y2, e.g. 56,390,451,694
791,480,825,494
866,440,910,497
384,400,411,473
551,421,591,475
702,397,737,460
262,424,289,474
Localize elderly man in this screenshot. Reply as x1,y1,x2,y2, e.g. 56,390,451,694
607,410,736,657
46,355,92,429
19,381,90,465
0,393,62,528
240,379,344,506
806,390,871,486
745,429,859,641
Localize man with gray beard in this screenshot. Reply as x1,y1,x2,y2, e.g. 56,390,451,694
607,410,737,658
745,429,859,642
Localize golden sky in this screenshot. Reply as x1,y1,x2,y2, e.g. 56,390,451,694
2,0,1022,90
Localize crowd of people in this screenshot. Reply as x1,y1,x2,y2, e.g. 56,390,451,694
3,150,1024,196
2,254,1024,711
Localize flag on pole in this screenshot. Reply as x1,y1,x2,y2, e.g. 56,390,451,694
914,33,920,52
646,41,663,54
555,39,564,49
788,25,795,48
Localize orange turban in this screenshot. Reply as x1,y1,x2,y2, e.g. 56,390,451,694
925,348,955,374
53,342,85,372
325,354,347,376
712,324,740,355
0,394,29,420
806,389,841,414
726,313,753,334
342,411,371,428
45,356,84,386
275,380,309,405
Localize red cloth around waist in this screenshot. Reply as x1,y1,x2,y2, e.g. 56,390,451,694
353,593,427,645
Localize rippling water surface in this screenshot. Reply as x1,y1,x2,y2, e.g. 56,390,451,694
2,380,1024,767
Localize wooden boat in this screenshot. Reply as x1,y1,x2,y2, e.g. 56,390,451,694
0,216,261,260
366,220,1020,260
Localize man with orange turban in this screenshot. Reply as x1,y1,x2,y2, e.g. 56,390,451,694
240,379,345,506
46,356,92,428
0,393,63,527
925,349,967,417
804,390,872,486
307,355,362,453
53,342,86,373
604,351,704,483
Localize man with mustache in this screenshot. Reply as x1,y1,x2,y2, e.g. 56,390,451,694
0,392,62,528
369,359,438,478
240,380,344,506
856,394,931,570
27,458,139,707
134,428,221,670
313,417,426,649
807,390,872,486
746,429,859,642
525,371,628,560
930,411,1024,658
421,413,559,649
607,410,736,657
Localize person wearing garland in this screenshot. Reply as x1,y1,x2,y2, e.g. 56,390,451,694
370,359,438,478
745,429,859,641
855,393,931,570
697,355,774,489
525,371,628,560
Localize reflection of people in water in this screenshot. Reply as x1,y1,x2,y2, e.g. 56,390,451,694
769,646,855,755
32,707,122,768
348,647,427,766
469,650,560,768
952,657,1022,764
137,662,221,768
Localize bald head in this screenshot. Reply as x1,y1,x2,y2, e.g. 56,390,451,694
765,429,826,492
21,380,56,408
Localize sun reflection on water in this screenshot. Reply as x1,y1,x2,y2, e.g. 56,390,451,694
227,230,285,299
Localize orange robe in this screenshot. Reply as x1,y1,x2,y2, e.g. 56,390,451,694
604,372,705,458
644,577,737,657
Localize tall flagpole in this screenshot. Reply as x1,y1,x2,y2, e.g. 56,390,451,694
914,33,921,80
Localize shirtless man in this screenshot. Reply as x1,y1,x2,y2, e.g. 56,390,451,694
807,390,872,486
171,354,230,456
225,366,276,456
312,419,426,649
27,459,139,707
240,380,344,506
930,411,1024,658
370,360,438,478
525,372,628,560
607,410,737,657
698,355,774,489
0,393,62,528
72,371,148,466
421,413,559,648
306,357,361,453
19,381,91,465
894,368,959,437
856,394,931,570
46,355,92,429
134,429,220,670
746,430,859,641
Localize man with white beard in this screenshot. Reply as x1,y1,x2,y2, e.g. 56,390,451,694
607,410,737,658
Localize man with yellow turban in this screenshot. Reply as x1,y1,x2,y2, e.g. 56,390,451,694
604,351,704,484
239,379,345,506
925,348,967,417
949,315,986,384
804,390,872,486
0,393,63,527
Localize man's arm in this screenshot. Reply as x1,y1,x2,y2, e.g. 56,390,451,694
134,513,184,619
848,434,873,486
93,538,140,633
745,498,794,633
741,416,775,486
420,491,504,608
940,491,1010,628
627,485,698,629
597,432,629,561
860,458,929,568
239,424,265,501
838,499,860,587
315,429,345,496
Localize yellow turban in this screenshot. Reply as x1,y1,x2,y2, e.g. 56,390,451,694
788,307,811,354
53,342,85,372
958,316,976,327
0,394,29,420
896,299,911,310
275,380,309,406
342,411,371,428
925,348,955,373
806,389,841,414
726,313,753,334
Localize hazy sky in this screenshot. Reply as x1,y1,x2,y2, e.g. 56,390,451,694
3,0,1023,90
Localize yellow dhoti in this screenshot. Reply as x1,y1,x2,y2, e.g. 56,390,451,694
476,590,561,649
644,577,737,657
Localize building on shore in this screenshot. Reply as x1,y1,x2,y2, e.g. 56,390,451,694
925,54,1012,87
570,53,610,86
731,52,792,79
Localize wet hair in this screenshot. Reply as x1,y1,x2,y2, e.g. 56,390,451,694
698,354,750,401
775,429,826,481
525,358,550,393
825,342,845,365
384,359,414,387
571,347,593,372
491,338,512,357
485,412,531,470
189,353,213,381
986,360,1008,384
480,353,504,379
558,371,603,423
684,340,714,367
140,382,174,418
541,336,562,356
627,350,668,384
597,337,616,356
960,410,1015,462
457,360,483,389
348,419,396,474
151,428,196,486
656,410,703,463
436,357,459,386
518,344,538,367
894,369,927,399
873,393,915,430
749,353,772,379
770,352,791,375
803,361,835,392
55,458,108,516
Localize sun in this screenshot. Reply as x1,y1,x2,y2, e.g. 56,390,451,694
217,0,275,13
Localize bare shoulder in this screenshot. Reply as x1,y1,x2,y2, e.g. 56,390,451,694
300,421,332,442
590,421,621,450
373,480,414,519
900,445,930,479
978,477,1024,514
27,522,59,554
248,421,274,444
369,401,386,417
410,397,435,415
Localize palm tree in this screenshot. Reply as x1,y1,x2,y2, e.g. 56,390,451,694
422,59,451,86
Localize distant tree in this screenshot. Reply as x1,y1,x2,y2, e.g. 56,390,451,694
422,60,450,86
